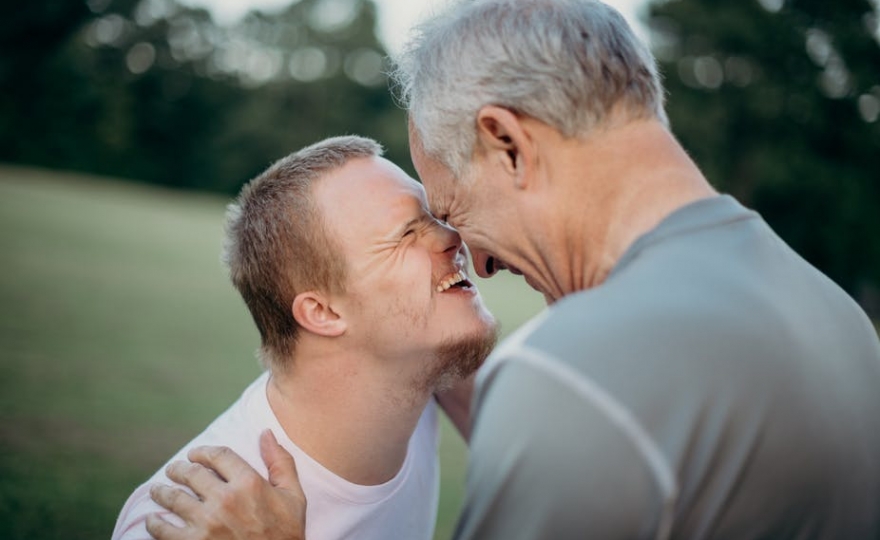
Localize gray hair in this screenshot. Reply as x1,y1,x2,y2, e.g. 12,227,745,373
391,0,667,176
223,135,383,372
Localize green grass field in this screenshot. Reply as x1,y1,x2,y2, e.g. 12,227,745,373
0,164,545,540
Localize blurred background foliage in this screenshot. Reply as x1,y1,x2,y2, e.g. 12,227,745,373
1,0,878,310
0,0,410,194
649,0,880,312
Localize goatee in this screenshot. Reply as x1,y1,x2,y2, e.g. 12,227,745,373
422,324,500,393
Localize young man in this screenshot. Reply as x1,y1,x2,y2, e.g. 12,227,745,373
113,136,497,540
150,0,880,538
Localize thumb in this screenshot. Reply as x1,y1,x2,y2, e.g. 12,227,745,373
260,429,302,491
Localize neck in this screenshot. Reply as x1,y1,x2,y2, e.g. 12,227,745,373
534,118,717,300
266,345,432,485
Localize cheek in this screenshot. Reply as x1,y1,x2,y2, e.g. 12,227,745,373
458,224,495,257
375,251,433,301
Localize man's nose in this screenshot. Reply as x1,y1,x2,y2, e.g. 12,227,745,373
471,250,499,278
430,221,462,256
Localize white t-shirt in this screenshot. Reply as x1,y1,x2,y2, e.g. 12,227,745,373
112,371,440,540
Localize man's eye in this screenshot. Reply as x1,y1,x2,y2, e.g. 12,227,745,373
403,229,415,237
437,214,449,224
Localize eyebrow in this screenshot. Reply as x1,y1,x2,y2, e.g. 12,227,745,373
394,216,424,236
429,199,449,220
394,214,429,237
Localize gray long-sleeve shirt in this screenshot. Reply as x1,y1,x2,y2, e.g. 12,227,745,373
456,195,880,539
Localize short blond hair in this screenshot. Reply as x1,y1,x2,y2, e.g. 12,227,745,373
223,136,383,371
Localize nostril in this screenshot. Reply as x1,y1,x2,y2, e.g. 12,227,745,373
486,256,496,275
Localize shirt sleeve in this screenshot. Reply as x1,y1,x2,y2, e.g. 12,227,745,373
453,356,669,540
112,482,187,540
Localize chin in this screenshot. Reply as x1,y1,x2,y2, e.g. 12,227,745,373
462,296,496,327
425,321,499,392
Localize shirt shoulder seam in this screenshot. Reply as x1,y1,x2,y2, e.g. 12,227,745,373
480,344,678,540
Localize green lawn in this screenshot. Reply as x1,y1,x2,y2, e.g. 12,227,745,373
0,164,545,540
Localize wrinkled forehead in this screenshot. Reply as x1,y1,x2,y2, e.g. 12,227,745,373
374,159,428,204
408,127,458,216
317,156,429,238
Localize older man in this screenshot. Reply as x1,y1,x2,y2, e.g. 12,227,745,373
150,0,880,538
115,135,497,540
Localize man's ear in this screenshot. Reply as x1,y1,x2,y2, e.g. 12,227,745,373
291,291,346,337
475,105,535,189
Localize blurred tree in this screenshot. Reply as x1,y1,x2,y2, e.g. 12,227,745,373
193,0,411,192
648,0,880,311
0,0,92,72
0,0,407,194
0,0,93,168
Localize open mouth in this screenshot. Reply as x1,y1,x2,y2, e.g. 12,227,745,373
436,270,473,292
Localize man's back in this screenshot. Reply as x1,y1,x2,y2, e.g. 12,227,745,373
459,195,880,539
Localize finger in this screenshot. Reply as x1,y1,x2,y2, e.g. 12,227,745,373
165,460,223,500
260,429,302,492
145,513,184,540
187,445,255,484
150,484,201,520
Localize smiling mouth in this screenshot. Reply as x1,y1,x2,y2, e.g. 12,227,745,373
436,270,473,292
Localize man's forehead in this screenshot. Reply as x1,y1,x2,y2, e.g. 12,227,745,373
388,168,428,201
419,164,455,217
426,192,447,219
407,145,452,212
357,180,432,246
319,157,420,215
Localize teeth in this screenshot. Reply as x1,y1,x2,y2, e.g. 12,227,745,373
436,271,466,292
